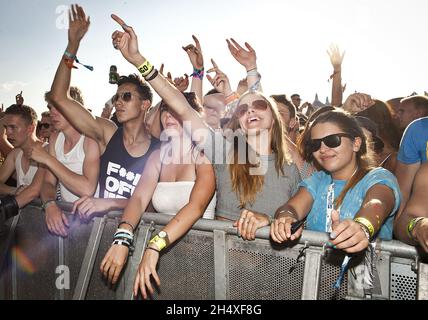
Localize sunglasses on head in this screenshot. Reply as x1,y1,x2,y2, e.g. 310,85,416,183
235,99,269,118
38,123,50,129
309,133,354,153
112,92,141,103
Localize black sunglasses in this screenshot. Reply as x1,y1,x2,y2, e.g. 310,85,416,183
112,92,141,103
38,123,50,129
235,99,269,118
309,133,354,153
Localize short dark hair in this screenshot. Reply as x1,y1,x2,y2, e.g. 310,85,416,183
117,74,153,104
41,111,51,118
270,94,297,119
5,104,38,125
291,94,300,99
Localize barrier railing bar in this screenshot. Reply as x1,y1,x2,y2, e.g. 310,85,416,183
137,212,418,260
122,222,154,300
301,247,322,300
26,201,420,260
213,230,228,300
72,217,106,300
58,237,65,300
417,262,428,300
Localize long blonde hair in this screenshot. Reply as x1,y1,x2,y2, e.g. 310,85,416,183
226,91,292,207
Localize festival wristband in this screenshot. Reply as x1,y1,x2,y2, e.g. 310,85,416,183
138,60,154,77
407,217,425,241
190,67,204,80
149,235,167,251
354,217,375,240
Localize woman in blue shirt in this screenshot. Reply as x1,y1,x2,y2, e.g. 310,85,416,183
271,110,401,253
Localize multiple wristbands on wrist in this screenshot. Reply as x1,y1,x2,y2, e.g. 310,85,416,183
407,217,425,242
137,60,159,82
190,67,204,80
354,217,375,241
112,228,135,255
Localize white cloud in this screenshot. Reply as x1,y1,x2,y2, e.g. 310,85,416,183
0,81,28,92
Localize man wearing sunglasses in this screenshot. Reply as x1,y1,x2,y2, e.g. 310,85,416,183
37,111,54,142
48,5,159,219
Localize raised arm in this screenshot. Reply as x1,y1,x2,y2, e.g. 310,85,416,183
327,44,345,107
49,5,116,150
226,38,260,91
182,35,204,103
110,15,209,140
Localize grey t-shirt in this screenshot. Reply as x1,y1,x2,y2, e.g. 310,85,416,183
197,129,302,220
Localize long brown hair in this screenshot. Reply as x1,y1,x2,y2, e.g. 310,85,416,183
298,109,376,208
357,99,401,150
227,91,292,207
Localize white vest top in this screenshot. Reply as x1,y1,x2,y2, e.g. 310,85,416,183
152,181,216,219
54,132,85,203
15,149,38,186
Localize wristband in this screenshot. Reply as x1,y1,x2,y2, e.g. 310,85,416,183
145,69,159,82
225,92,239,105
137,60,154,78
145,246,160,253
354,217,375,240
149,235,167,251
190,67,204,80
42,200,56,211
407,217,425,241
118,221,136,232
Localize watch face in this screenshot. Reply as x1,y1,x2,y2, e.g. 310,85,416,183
159,231,167,238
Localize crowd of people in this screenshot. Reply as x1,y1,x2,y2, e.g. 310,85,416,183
1,4,428,298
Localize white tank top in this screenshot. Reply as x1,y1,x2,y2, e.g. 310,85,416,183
15,149,38,186
54,132,85,203
152,181,216,219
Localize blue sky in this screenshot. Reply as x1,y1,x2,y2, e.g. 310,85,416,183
1,0,428,117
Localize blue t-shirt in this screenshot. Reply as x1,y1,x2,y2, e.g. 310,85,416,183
397,117,428,164
299,168,401,240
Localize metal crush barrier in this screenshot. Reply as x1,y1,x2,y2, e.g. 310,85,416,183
0,201,426,300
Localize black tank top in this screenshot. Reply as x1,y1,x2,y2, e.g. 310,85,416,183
98,127,160,199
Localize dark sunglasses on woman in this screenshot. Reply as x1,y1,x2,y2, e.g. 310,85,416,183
235,99,269,118
309,133,354,153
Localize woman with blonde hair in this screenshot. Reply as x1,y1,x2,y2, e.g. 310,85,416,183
108,14,301,297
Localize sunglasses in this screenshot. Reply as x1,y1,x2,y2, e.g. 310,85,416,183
38,123,50,129
235,99,269,118
309,133,354,153
112,92,141,103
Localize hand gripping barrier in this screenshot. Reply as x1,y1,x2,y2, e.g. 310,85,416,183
0,201,427,300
